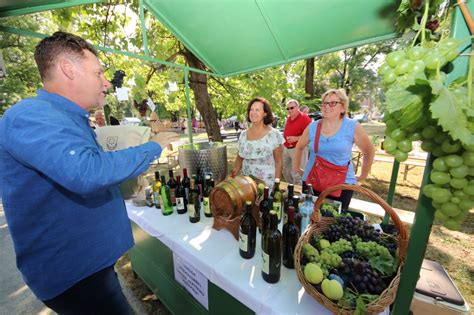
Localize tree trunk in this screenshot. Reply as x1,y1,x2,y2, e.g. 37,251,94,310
305,58,315,99
182,49,222,141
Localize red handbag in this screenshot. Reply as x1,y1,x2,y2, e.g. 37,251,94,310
306,121,349,198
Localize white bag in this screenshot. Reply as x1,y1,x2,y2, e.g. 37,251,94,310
94,125,151,152
95,125,151,199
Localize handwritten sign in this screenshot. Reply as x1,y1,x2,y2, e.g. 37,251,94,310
173,253,209,310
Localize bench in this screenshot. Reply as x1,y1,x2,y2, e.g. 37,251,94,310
353,151,427,181
221,131,240,141
349,197,414,224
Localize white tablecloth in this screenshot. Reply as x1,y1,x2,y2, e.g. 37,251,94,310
126,201,388,315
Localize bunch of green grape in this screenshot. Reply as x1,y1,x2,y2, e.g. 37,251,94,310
378,37,474,230
327,239,353,255
318,249,343,269
379,38,462,163
355,241,393,261
422,148,474,230
379,38,461,89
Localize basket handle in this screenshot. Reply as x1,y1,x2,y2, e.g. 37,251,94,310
311,184,408,262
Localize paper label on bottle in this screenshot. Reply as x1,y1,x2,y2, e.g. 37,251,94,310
185,188,190,200
176,197,185,210
188,204,195,217
262,251,270,274
273,202,282,220
203,197,211,214
239,231,248,252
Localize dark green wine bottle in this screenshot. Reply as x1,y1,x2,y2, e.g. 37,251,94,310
282,206,300,269
188,178,201,223
203,175,213,217
262,211,281,283
239,201,256,259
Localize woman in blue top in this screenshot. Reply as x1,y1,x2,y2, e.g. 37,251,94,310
293,89,374,210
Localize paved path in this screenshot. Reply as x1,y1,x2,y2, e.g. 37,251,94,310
0,203,147,315
0,204,52,315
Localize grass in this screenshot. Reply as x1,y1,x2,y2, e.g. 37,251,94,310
118,123,473,313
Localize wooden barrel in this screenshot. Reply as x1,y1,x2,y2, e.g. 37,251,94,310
210,175,257,219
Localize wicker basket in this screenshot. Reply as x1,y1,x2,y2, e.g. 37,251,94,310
294,184,408,315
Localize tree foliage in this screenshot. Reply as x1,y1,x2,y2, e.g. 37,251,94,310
1,3,390,130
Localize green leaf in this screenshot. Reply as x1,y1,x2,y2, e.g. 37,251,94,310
430,85,474,146
368,256,397,276
134,75,146,89
355,296,368,315
385,85,425,114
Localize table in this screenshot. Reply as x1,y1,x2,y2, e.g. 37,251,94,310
127,202,390,315
126,201,334,315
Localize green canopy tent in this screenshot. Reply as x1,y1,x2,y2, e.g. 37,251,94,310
1,0,399,77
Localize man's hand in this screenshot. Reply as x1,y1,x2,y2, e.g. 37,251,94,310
286,136,299,143
150,121,167,134
150,132,180,149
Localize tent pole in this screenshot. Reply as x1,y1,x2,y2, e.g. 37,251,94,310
184,67,193,145
139,0,149,57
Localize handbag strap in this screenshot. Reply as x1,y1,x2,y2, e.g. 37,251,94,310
314,120,322,154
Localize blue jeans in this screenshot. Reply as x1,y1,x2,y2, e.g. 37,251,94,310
42,264,133,315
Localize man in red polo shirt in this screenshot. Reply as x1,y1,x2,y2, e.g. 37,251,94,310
283,99,312,184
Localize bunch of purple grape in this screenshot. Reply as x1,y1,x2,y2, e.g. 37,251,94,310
322,217,385,244
338,258,388,295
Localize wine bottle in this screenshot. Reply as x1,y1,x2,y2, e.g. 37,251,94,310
261,211,281,283
152,171,162,209
160,175,173,215
239,201,256,259
259,187,270,234
300,184,314,232
145,187,154,207
188,177,201,223
271,178,282,223
182,168,191,202
282,206,300,269
195,168,204,201
175,175,187,214
167,169,177,206
292,195,302,233
203,175,213,217
283,184,294,225
261,196,272,244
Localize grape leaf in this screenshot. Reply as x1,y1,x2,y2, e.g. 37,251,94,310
385,84,427,114
368,256,397,276
429,82,474,146
354,296,368,315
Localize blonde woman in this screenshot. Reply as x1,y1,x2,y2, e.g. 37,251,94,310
293,89,374,210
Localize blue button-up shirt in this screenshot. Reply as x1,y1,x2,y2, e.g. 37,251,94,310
0,90,162,300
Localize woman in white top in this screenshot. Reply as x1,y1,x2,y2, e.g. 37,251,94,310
231,97,284,187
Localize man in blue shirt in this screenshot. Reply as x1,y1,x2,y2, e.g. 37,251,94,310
0,31,178,314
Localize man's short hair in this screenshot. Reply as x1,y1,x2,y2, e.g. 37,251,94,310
286,99,300,108
34,31,98,81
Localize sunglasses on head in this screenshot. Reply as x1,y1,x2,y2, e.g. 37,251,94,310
286,106,296,111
